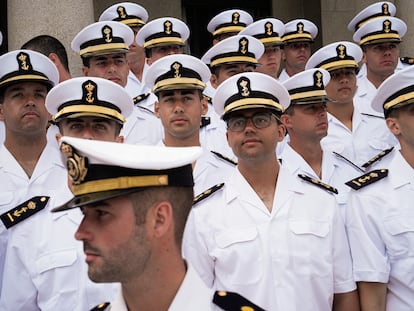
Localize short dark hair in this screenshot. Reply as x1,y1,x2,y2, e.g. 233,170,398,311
129,186,194,248
21,35,70,73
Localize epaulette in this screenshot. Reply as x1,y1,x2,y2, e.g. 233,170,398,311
345,169,388,190
133,93,150,105
211,151,237,166
193,183,224,206
361,113,384,119
361,147,394,169
0,196,50,229
400,56,414,65
203,94,212,104
298,174,338,194
213,291,265,311
89,302,110,311
333,151,365,173
200,116,211,128
136,105,155,115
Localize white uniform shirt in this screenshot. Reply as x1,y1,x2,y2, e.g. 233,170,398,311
121,106,163,145
346,150,414,311
277,68,290,82
0,145,118,310
321,108,398,167
355,75,382,117
124,70,145,98
279,143,361,218
183,164,356,311
105,265,221,311
200,105,235,161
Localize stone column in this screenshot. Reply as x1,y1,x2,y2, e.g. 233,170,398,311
396,0,414,57
7,0,95,77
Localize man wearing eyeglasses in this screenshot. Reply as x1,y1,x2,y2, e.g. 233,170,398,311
183,72,358,311
278,19,318,82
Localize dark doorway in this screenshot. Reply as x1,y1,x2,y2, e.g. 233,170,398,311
0,1,7,54
183,0,272,58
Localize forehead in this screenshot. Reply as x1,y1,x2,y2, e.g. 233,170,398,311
228,107,272,117
60,116,116,123
89,53,127,60
158,88,200,97
4,81,48,93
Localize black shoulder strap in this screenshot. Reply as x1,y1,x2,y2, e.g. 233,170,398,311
89,302,110,311
213,291,266,311
193,183,224,206
298,174,338,194
361,147,394,169
211,151,237,166
133,93,150,105
345,169,388,190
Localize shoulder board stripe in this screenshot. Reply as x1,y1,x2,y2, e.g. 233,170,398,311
193,183,224,205
400,56,414,65
345,169,388,190
136,105,155,115
298,174,338,194
200,116,211,128
0,196,50,229
133,93,150,105
211,151,237,166
333,151,365,172
213,290,266,311
89,302,110,311
361,113,384,119
361,147,394,169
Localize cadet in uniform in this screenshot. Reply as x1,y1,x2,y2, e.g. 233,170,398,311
306,41,398,168
183,72,358,310
99,2,149,98
0,50,62,303
207,9,253,45
52,137,263,311
351,12,407,117
280,68,362,219
72,20,163,145
346,65,414,311
239,18,285,79
0,77,134,310
278,19,318,82
145,54,236,197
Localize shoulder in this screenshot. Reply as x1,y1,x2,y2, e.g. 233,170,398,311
345,169,388,191
361,147,394,170
297,174,338,195
213,291,265,311
210,151,237,166
193,183,225,206
400,56,414,66
0,196,50,229
89,302,110,311
133,93,151,105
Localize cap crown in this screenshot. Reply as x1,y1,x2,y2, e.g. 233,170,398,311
99,2,149,27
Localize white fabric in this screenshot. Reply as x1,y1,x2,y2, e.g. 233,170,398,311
183,164,356,311
277,68,290,82
124,70,145,98
355,75,382,117
321,107,398,167
279,143,361,219
0,144,119,310
107,265,220,310
346,150,414,311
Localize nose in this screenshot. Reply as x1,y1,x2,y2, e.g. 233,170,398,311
81,125,95,140
74,216,92,241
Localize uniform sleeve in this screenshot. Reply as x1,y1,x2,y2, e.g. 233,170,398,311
345,192,390,283
332,201,358,293
0,234,39,311
182,208,216,288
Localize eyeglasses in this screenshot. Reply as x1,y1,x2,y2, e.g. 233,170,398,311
227,112,277,132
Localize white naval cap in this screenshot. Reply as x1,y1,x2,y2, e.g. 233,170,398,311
201,35,264,68
347,1,396,32
71,21,134,57
305,41,362,72
207,9,253,38
239,18,285,47
52,136,202,212
98,2,149,27
145,54,210,94
353,16,407,46
213,72,290,119
282,68,330,107
0,49,58,92
282,19,318,44
46,77,133,124
136,17,190,49
371,65,414,116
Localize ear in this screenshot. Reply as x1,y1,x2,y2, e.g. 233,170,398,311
281,49,286,61
386,117,401,136
201,96,208,115
116,135,124,143
48,53,60,66
277,122,286,142
210,74,219,89
280,113,292,129
55,133,62,144
150,201,173,239
0,104,4,121
154,101,161,118
82,66,89,76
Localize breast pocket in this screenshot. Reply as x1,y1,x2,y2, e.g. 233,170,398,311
34,249,79,308
288,220,331,276
384,216,414,259
214,226,263,285
0,192,14,209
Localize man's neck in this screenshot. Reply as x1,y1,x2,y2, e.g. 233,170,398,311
288,137,324,178
163,134,200,147
4,133,47,178
327,101,354,131
367,71,392,89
